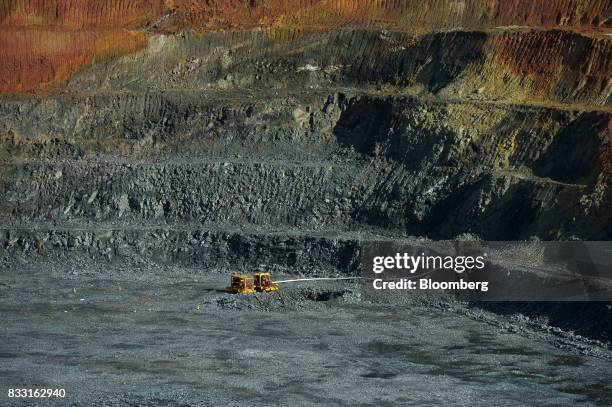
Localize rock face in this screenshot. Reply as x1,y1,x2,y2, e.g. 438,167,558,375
0,1,610,272
1,0,611,94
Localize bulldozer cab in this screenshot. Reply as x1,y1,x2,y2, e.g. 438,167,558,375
253,272,279,292
228,274,255,293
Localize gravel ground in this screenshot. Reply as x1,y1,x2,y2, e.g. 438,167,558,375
0,267,611,406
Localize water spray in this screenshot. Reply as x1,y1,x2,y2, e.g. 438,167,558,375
273,277,364,284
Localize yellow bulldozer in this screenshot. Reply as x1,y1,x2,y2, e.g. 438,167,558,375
227,274,255,293
253,272,279,292
227,272,279,294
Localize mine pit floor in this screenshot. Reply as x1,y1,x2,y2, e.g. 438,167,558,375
0,267,611,406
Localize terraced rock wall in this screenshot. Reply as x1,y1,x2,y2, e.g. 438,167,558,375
0,1,610,272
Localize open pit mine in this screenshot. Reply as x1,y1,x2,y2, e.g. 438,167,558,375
0,1,611,406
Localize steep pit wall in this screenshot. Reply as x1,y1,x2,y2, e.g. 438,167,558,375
65,29,611,107
1,0,610,95
0,3,610,272
0,91,609,253
0,226,362,274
